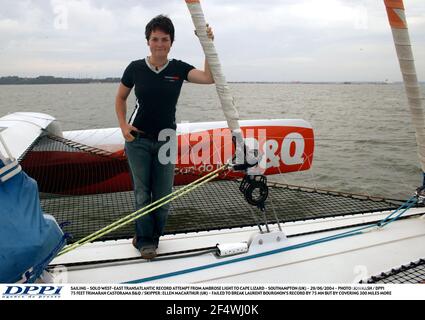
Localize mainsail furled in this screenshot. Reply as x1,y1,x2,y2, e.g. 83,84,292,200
384,0,425,182
184,0,259,169
185,0,240,133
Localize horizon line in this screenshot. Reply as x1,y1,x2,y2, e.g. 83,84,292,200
0,75,409,85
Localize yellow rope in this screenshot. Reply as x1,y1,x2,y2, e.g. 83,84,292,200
57,163,229,256
67,164,227,247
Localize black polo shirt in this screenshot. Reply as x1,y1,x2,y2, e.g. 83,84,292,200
121,59,195,135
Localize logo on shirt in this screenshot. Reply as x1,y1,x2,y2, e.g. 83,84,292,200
164,75,180,82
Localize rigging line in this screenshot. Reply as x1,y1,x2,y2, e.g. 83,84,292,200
379,196,418,227
46,134,116,157
58,164,229,256
125,232,364,284
295,195,419,242
49,247,217,270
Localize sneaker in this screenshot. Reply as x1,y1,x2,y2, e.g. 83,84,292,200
140,246,157,260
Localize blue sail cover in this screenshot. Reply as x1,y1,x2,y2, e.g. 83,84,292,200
0,157,65,283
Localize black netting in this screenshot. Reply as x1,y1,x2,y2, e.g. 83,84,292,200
20,134,404,244
39,182,402,244
360,259,425,284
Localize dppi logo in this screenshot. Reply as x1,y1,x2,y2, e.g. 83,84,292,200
3,286,63,299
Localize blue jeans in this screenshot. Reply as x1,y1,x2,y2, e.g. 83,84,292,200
125,135,175,249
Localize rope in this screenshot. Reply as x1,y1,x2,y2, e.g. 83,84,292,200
378,195,418,227
57,163,229,256
49,246,217,269
299,195,418,248
46,134,118,158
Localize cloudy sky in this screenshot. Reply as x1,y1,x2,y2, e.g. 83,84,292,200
1,0,424,82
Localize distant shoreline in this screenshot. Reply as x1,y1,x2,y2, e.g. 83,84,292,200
0,76,120,85
0,76,411,85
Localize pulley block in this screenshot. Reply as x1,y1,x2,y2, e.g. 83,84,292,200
239,175,268,208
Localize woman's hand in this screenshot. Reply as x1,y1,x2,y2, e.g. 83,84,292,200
189,23,215,84
195,23,214,41
120,123,139,142
206,23,214,41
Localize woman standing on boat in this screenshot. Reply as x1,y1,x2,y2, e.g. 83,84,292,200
115,15,214,259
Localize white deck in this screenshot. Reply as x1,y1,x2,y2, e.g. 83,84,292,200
48,208,425,284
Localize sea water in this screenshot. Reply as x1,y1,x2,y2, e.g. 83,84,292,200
1,82,423,199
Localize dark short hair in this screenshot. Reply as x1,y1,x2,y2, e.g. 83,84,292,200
145,15,175,44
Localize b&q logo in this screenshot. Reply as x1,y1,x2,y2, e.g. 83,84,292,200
2,286,63,298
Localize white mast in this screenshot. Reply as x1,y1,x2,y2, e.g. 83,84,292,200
185,0,255,168
184,0,240,132
384,0,425,184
